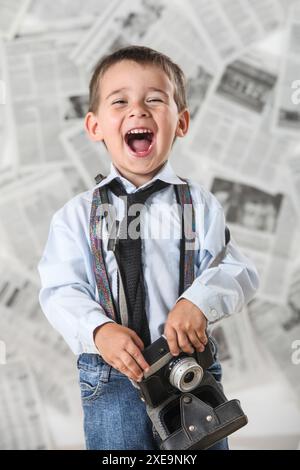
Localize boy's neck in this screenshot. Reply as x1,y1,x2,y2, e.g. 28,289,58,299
113,161,167,188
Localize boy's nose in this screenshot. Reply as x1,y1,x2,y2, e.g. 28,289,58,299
129,103,150,118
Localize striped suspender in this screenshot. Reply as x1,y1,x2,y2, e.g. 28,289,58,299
90,176,196,323
174,180,196,297
90,181,117,321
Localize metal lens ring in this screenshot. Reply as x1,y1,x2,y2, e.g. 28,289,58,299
169,357,203,392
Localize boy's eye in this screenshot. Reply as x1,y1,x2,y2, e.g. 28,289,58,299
111,97,164,106
112,99,127,105
147,98,163,102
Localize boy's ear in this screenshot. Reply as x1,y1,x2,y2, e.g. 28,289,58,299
84,112,104,141
175,109,190,138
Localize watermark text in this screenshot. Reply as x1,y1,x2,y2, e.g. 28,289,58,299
291,339,300,365
291,80,300,105
0,340,6,365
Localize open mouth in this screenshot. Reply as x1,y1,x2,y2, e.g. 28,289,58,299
125,128,155,157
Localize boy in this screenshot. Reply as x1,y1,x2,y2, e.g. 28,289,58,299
38,46,259,450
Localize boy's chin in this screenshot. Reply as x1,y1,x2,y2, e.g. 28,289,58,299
114,157,166,174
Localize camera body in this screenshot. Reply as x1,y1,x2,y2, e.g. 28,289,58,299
139,335,215,408
138,335,248,450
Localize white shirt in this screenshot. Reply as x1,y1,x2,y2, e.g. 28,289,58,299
38,161,259,355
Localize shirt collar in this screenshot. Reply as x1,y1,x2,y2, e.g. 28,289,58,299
94,160,186,193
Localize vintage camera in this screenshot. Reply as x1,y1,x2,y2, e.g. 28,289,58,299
137,335,248,450
138,335,215,408
146,371,248,450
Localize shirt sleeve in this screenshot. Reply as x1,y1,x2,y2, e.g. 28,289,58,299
38,211,115,355
176,191,259,323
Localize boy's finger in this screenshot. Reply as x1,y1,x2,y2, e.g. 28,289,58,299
127,344,150,372
177,331,194,354
187,332,203,352
165,326,180,356
114,359,136,380
120,352,144,381
196,330,208,346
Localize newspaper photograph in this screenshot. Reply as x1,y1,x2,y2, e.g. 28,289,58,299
211,176,297,302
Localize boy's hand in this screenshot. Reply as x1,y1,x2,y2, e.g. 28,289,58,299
94,323,150,382
164,298,208,356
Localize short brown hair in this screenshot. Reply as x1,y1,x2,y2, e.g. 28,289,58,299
88,45,187,113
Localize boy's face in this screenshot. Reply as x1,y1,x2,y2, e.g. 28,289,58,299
85,60,189,186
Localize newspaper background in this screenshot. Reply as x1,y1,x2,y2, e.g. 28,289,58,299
0,0,300,450
273,2,300,134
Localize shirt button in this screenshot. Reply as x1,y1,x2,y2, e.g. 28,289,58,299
210,308,218,319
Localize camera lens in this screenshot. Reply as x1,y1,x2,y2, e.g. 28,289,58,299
183,371,195,384
168,357,203,392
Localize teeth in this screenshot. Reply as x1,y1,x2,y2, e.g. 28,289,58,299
126,128,153,135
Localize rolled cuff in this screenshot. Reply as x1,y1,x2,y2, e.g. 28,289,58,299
78,312,115,354
176,282,238,323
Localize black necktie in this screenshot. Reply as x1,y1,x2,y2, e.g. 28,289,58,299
108,178,170,347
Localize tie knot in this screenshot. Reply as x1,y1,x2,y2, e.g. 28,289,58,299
108,178,170,206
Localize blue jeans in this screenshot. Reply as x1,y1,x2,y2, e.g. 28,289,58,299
77,351,229,450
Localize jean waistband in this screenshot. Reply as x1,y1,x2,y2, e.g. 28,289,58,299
77,352,105,369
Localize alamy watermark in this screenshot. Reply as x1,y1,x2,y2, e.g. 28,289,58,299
291,80,300,105
0,80,5,105
291,339,300,365
95,201,204,251
0,340,6,365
